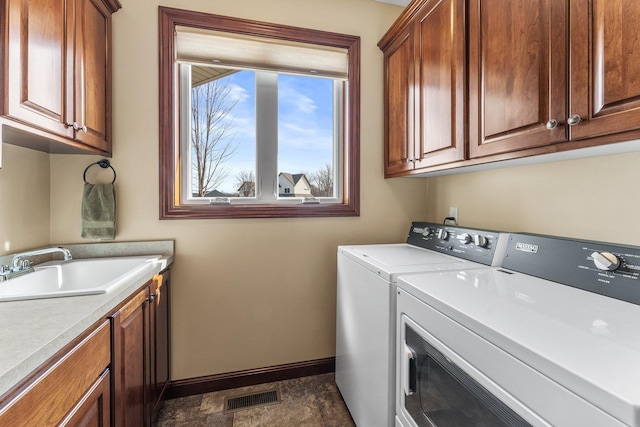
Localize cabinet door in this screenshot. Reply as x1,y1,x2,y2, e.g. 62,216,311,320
383,28,415,176
4,0,74,138
413,0,466,168
569,0,640,140
112,287,150,427
72,0,112,152
149,270,171,421
468,0,567,158
60,369,111,427
0,321,110,426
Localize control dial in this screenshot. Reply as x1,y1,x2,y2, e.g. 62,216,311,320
436,229,448,240
422,227,432,237
591,252,620,272
457,233,471,244
473,234,488,248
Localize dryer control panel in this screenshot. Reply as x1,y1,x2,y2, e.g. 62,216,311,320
503,233,640,306
407,222,508,266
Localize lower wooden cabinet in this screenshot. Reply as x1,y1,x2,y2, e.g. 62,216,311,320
112,286,149,427
60,369,111,427
0,267,171,427
0,321,111,426
150,269,171,418
112,270,171,426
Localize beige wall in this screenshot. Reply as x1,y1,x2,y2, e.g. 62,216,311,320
47,0,427,380
0,144,50,253
424,150,640,244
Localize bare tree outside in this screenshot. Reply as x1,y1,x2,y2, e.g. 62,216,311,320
308,163,334,197
191,77,239,197
235,170,256,197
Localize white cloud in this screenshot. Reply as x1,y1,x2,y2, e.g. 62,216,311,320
226,83,250,103
279,81,317,113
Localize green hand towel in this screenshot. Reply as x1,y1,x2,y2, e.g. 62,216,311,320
81,183,116,240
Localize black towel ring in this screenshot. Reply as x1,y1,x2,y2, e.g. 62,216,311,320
83,159,116,184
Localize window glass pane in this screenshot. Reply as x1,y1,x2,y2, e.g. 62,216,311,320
190,68,256,198
277,74,335,198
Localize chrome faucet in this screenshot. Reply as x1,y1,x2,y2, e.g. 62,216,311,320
11,247,72,270
0,247,73,281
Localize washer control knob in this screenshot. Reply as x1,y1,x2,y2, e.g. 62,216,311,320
591,252,620,271
436,229,448,240
422,227,432,237
473,234,488,248
457,233,471,244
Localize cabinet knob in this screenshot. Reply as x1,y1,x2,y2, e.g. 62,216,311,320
66,122,88,132
545,119,558,130
567,114,582,126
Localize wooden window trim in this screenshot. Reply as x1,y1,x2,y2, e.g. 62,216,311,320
158,7,360,219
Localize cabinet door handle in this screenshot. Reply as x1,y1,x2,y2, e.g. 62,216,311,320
567,114,582,126
65,122,88,132
545,119,558,130
149,292,157,303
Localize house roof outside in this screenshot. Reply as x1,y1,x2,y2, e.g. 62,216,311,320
202,189,232,198
279,172,307,186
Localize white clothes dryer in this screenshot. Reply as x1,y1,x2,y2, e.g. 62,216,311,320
396,233,640,427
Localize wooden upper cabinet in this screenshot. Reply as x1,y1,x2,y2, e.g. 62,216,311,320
468,0,568,159
1,0,120,155
569,0,640,140
383,28,414,176
414,0,465,168
381,0,465,176
5,0,74,139
72,0,114,152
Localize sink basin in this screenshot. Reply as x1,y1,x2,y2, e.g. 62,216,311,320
0,256,162,302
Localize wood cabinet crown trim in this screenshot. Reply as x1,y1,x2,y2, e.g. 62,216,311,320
377,0,427,50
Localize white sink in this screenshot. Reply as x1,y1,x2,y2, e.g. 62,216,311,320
0,256,162,302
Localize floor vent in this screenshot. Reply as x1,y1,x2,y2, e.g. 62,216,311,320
224,389,281,413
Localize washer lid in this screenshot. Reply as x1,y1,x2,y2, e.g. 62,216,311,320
339,244,479,282
398,268,640,427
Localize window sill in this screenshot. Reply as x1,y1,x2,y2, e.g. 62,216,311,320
160,202,359,219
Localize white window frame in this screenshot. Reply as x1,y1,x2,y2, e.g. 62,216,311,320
180,65,344,205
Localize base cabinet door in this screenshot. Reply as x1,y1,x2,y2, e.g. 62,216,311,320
60,369,111,427
149,269,171,422
112,272,170,427
0,321,111,426
112,286,150,427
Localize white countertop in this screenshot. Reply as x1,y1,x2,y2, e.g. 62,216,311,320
0,241,173,398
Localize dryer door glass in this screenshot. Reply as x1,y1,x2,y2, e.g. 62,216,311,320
403,324,531,427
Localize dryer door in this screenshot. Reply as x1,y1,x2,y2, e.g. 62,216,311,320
400,319,532,427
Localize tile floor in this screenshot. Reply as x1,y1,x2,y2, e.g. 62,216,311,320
155,373,356,427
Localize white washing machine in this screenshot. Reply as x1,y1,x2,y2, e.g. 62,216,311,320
396,232,640,427
335,222,508,427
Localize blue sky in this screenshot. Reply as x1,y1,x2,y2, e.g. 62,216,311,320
206,70,334,194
